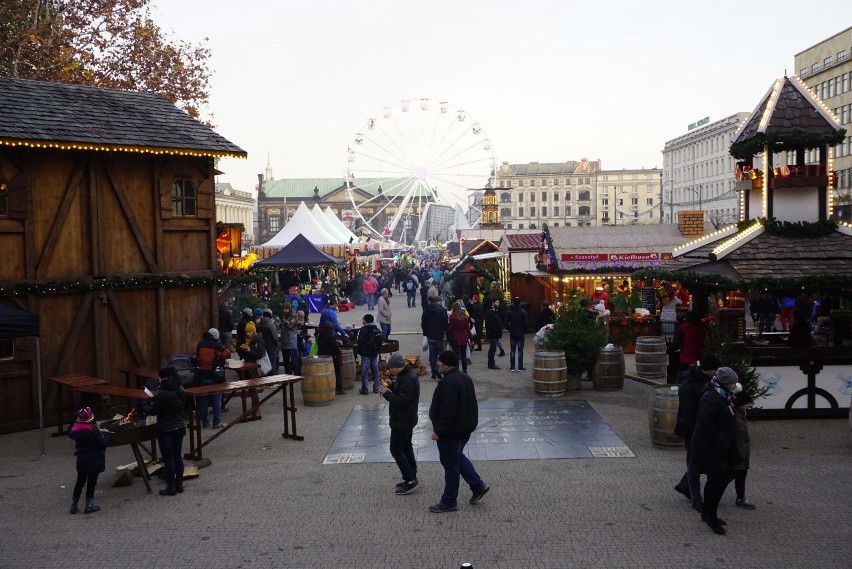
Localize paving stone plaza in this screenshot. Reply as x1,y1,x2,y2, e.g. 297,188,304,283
1,292,850,569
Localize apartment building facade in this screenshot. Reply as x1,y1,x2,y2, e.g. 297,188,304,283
795,26,852,220
597,168,662,226
661,112,749,227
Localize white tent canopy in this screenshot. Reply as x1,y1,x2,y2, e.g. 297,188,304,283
323,206,359,243
311,203,352,243
258,201,343,247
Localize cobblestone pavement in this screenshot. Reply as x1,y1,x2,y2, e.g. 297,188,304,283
1,292,850,569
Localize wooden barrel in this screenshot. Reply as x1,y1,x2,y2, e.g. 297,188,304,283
340,349,356,391
300,357,336,407
635,336,668,380
532,352,569,394
650,386,684,447
593,345,625,391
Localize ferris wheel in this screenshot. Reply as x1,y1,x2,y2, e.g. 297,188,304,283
345,99,495,242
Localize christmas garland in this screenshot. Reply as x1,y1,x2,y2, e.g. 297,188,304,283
630,266,851,293
0,273,262,298
216,221,246,233
729,128,847,160
738,217,838,238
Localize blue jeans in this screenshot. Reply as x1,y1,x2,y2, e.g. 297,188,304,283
367,293,376,310
158,427,185,486
390,427,417,482
197,372,221,427
380,323,391,340
428,339,444,377
407,291,416,307
436,435,485,507
510,335,525,369
361,355,379,392
293,348,303,376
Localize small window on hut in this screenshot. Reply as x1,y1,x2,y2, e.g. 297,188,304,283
0,180,8,216
0,339,13,360
170,178,197,216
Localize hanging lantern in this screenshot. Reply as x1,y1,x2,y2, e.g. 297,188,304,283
367,118,376,129
382,106,391,119
401,99,410,112
472,122,481,134
354,133,363,145
457,109,466,122
440,101,449,114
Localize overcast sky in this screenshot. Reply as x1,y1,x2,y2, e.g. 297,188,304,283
152,0,847,192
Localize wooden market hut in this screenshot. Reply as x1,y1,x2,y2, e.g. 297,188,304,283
634,75,850,417
0,77,246,433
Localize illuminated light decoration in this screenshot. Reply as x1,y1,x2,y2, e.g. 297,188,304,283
671,225,738,257
739,186,746,221
762,147,769,217
710,220,764,261
0,138,246,159
837,221,852,237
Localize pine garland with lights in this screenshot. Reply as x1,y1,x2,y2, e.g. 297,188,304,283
216,221,246,233
0,273,262,298
738,217,838,238
631,266,851,294
729,128,847,160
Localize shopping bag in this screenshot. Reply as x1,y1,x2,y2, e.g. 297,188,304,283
422,336,429,352
308,341,319,357
258,352,272,376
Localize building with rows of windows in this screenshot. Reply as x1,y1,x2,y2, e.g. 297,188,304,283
795,26,852,220
661,113,748,228
493,159,661,229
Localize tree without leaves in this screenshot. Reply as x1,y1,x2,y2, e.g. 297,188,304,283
0,0,212,120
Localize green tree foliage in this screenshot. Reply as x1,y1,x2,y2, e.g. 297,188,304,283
541,294,608,376
0,0,212,119
703,324,768,406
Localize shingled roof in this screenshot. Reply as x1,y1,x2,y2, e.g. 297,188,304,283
662,227,852,280
730,76,844,157
502,233,541,250
0,77,246,158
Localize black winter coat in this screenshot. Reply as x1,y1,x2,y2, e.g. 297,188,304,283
468,301,484,332
429,368,478,439
484,308,504,339
731,407,751,470
421,304,448,341
356,323,382,357
67,423,110,474
383,366,420,429
673,366,710,439
690,384,737,474
143,375,186,433
507,305,528,337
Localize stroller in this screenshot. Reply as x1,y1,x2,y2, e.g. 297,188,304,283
165,354,198,389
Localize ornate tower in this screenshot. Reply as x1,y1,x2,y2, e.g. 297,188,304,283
480,186,501,228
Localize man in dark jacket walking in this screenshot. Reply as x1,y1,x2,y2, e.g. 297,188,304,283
691,367,741,535
143,367,187,496
673,353,720,513
506,297,529,372
484,298,504,370
380,354,421,495
466,295,484,351
428,350,489,513
422,296,448,379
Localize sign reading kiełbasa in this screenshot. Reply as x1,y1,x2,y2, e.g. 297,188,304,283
561,252,672,262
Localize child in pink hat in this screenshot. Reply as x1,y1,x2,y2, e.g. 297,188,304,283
66,407,111,514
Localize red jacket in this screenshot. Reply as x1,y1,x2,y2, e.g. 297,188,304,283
676,322,705,366
447,315,472,347
363,277,377,294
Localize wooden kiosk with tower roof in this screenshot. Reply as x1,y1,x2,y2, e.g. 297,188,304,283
635,75,851,418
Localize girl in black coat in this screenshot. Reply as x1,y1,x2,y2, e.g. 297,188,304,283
690,367,740,535
67,406,111,514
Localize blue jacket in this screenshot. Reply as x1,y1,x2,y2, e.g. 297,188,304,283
67,423,110,474
320,307,347,337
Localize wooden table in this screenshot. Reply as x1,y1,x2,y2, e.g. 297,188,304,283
183,374,303,460
224,360,260,416
117,366,160,389
49,374,110,436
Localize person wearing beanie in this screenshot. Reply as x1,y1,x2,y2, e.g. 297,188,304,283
356,313,382,394
427,350,489,513
195,328,231,428
731,391,757,511
279,303,299,376
674,352,721,513
690,366,741,535
66,406,111,514
236,307,254,349
258,307,280,375
380,353,421,495
143,367,187,496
